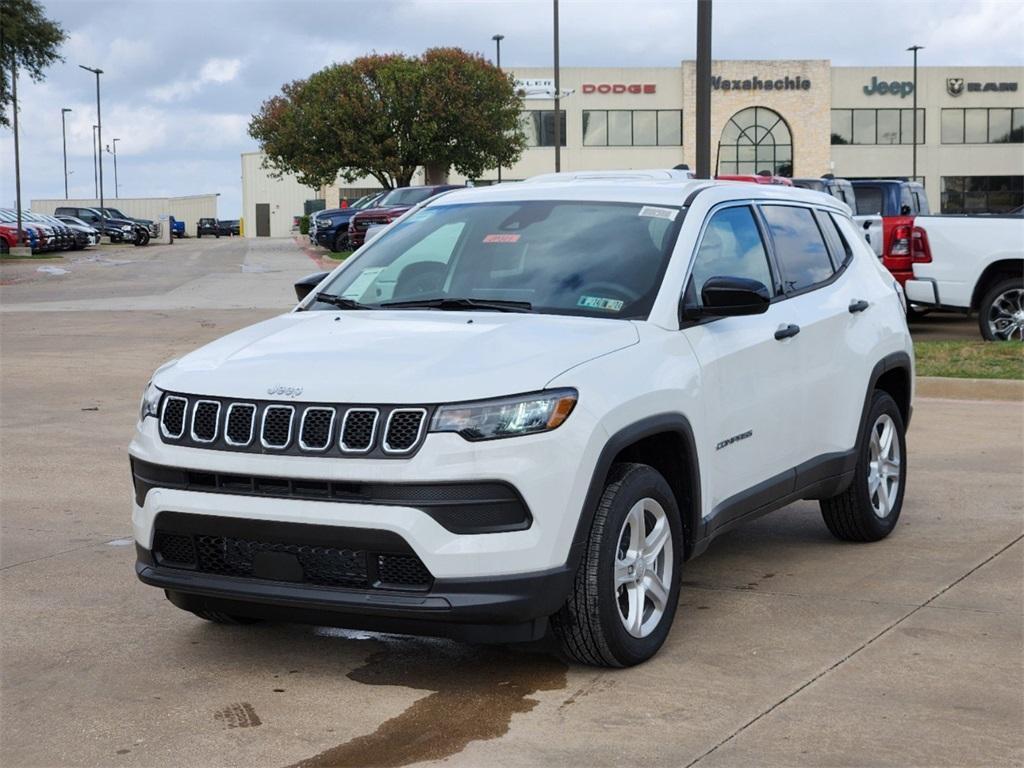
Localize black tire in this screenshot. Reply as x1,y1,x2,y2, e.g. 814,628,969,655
134,230,150,247
820,390,907,542
332,232,347,253
978,277,1024,342
192,608,262,625
551,463,683,667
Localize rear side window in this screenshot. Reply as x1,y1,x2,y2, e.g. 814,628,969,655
760,205,835,293
817,211,854,268
854,186,883,216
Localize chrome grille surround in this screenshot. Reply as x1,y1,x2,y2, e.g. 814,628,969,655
160,395,188,439
190,400,221,443
224,403,256,447
298,407,336,452
339,408,379,454
383,408,427,454
260,405,295,450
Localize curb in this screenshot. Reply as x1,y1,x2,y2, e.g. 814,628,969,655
917,376,1024,402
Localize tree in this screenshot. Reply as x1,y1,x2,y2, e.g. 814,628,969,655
0,0,66,127
249,48,526,190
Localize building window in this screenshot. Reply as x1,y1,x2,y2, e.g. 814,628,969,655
941,108,1024,144
582,110,682,146
522,110,566,147
830,109,924,145
941,176,1024,213
718,106,792,177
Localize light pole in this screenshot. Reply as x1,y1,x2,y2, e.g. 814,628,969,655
695,0,713,179
108,138,120,198
553,0,561,172
91,124,98,198
61,108,72,199
492,34,505,183
79,65,104,209
907,45,923,183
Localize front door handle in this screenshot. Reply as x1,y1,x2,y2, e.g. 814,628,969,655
774,324,801,340
849,299,870,313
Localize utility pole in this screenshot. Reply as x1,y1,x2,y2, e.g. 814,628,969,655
553,0,561,171
109,138,120,197
493,34,505,183
80,65,104,208
12,59,24,241
695,0,713,179
92,124,99,198
907,45,923,183
61,108,72,199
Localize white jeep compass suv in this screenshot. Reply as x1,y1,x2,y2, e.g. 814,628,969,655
131,176,913,667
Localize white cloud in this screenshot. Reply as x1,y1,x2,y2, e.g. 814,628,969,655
149,57,243,103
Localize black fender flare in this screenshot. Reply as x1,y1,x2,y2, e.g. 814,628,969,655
567,413,702,573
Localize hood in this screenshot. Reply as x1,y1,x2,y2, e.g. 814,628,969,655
154,311,639,404
355,205,410,219
104,217,135,228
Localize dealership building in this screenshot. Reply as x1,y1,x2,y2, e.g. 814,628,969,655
241,60,1023,236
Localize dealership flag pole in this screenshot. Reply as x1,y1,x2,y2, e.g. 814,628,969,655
907,45,923,182
695,0,712,179
553,0,561,172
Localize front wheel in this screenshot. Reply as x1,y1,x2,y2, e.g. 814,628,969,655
134,230,150,247
820,390,907,542
551,463,683,667
978,278,1024,342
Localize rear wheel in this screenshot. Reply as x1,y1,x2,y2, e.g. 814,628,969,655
551,463,682,667
820,390,906,542
978,277,1024,341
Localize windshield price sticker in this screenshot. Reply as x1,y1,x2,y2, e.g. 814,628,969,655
483,233,521,243
638,206,678,221
578,295,624,312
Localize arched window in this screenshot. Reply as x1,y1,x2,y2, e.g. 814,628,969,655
718,107,793,177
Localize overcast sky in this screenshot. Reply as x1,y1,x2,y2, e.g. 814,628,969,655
3,0,1022,217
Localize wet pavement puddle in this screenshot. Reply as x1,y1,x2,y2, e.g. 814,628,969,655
288,637,567,768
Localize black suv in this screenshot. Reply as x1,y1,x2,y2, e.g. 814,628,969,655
196,218,228,238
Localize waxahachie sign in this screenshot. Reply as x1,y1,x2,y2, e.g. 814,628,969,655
710,75,811,92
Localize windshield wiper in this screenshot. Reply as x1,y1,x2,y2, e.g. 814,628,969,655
313,292,378,310
381,297,533,313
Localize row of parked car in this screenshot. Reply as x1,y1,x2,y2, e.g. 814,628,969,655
0,208,103,254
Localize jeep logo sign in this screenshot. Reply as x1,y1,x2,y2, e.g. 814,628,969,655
581,83,656,95
863,76,914,98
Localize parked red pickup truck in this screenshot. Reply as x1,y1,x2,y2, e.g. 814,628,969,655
348,185,462,249
850,180,930,286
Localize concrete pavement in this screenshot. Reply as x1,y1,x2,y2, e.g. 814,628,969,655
1,238,1021,767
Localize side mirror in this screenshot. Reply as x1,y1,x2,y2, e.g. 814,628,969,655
294,271,330,302
698,276,771,317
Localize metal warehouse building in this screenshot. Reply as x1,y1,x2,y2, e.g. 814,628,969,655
240,59,1024,236
31,194,219,236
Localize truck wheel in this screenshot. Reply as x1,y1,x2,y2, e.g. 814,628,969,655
820,390,906,542
551,463,683,667
978,277,1024,342
134,230,150,247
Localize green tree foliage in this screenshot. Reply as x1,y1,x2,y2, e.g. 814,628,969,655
0,0,67,127
249,48,526,189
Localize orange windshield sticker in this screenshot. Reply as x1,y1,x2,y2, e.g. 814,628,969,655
483,233,521,243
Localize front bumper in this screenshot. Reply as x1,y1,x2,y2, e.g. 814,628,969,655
136,543,570,641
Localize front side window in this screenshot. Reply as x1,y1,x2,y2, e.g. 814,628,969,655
315,200,684,320
761,205,834,293
689,206,774,299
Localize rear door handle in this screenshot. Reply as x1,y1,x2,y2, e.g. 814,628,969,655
849,299,870,313
774,324,800,340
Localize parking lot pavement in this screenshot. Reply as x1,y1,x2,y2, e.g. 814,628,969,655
1,239,1021,767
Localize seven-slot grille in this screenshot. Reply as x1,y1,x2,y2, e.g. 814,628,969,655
158,395,427,457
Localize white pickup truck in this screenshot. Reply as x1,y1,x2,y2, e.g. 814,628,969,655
904,215,1024,341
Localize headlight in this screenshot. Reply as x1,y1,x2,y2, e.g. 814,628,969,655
139,380,163,421
430,389,577,441
121,224,132,232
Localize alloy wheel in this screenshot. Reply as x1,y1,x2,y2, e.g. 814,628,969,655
614,497,673,638
867,413,901,518
986,287,1024,341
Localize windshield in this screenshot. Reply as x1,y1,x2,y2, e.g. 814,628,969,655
378,187,440,207
313,200,684,320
